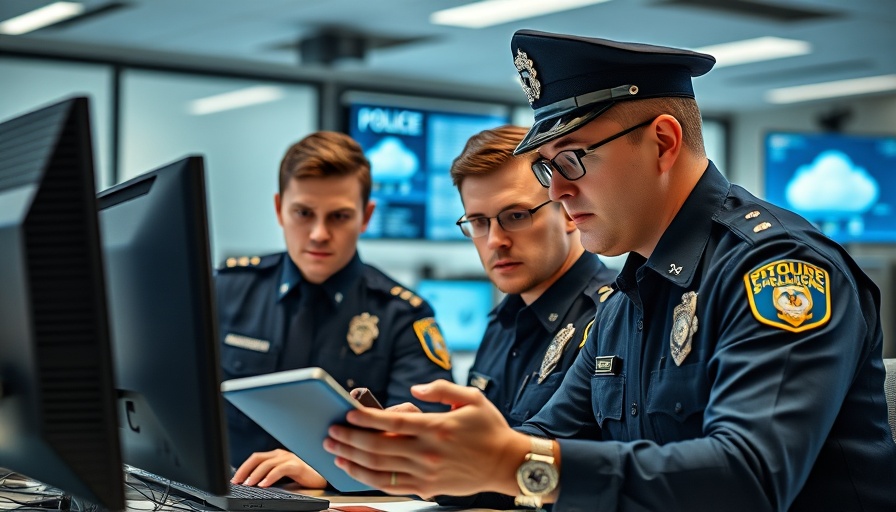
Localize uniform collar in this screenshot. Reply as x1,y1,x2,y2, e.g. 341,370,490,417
277,251,364,306
643,161,730,287
496,252,601,331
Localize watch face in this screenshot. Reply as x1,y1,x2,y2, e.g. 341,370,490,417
519,460,558,495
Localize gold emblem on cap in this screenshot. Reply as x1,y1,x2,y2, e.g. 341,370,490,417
347,312,379,355
514,49,541,104
670,291,698,366
745,210,760,219
409,296,423,307
539,323,576,383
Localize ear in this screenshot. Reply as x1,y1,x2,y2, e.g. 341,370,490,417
274,193,284,227
360,199,376,233
652,114,683,174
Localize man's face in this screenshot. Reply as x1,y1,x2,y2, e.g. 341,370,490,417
460,158,577,302
538,116,658,257
275,175,374,284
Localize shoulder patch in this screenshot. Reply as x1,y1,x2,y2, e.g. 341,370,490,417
412,318,452,370
743,259,831,333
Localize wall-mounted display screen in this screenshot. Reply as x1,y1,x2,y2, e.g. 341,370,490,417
344,92,509,240
764,131,896,244
415,279,494,352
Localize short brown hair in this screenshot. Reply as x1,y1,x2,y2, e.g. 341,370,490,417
278,131,372,205
450,125,532,191
605,97,705,157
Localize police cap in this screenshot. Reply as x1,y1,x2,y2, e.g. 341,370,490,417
511,29,716,155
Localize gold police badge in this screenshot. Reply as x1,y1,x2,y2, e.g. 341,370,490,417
514,49,541,104
539,323,575,383
347,312,379,355
670,291,698,366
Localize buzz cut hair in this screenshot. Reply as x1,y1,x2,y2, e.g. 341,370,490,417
606,97,706,157
278,131,372,205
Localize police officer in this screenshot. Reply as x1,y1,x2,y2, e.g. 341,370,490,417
437,125,617,509
452,125,615,427
323,31,896,512
217,131,453,484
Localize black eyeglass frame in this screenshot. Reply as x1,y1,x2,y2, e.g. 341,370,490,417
455,199,554,239
531,117,656,188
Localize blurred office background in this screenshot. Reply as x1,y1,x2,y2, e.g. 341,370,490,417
2,0,895,382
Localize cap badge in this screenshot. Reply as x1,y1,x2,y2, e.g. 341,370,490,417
347,312,379,355
514,49,541,104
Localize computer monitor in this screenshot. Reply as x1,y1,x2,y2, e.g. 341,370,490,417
96,156,229,494
0,97,125,509
415,279,494,352
764,131,896,243
343,91,510,241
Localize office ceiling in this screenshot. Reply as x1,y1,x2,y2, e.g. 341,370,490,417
0,0,894,114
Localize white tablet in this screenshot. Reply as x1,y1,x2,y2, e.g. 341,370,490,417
220,367,373,492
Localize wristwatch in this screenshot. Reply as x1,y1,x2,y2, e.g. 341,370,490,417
514,436,559,509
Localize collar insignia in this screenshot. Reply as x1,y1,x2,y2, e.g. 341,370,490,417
514,49,541,105
670,291,698,366
347,312,379,355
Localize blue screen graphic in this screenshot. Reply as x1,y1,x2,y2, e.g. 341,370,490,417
348,102,508,240
764,132,896,243
415,279,494,352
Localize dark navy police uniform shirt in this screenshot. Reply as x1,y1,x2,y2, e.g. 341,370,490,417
216,252,453,466
519,162,896,512
468,252,616,427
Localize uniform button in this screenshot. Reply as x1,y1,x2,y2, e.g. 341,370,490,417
674,402,683,414
511,350,518,357
631,402,639,416
346,379,355,388
637,319,643,331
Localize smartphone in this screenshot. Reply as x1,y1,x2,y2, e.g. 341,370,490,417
349,387,383,409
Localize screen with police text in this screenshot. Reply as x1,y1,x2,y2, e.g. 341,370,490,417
347,96,509,240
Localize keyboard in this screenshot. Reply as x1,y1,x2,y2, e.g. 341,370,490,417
125,466,329,511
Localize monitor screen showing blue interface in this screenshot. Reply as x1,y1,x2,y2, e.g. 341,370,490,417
348,101,508,240
764,131,896,243
415,279,494,352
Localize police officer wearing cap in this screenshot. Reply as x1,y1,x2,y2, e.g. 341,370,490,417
321,30,896,512
216,131,453,483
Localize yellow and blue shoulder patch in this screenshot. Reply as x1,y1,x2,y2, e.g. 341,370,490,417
413,317,452,370
743,259,831,333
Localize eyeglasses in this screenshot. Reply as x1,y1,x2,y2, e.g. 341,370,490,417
456,199,553,239
531,118,655,188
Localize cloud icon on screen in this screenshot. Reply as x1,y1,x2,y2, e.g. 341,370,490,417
368,137,419,182
785,150,879,214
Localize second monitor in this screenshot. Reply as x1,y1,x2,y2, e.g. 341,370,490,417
97,156,229,494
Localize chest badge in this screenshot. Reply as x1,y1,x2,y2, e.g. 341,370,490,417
539,323,575,383
347,312,379,355
670,291,698,366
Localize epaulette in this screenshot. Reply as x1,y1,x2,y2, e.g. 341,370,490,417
387,285,425,308
217,253,279,272
715,202,787,245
